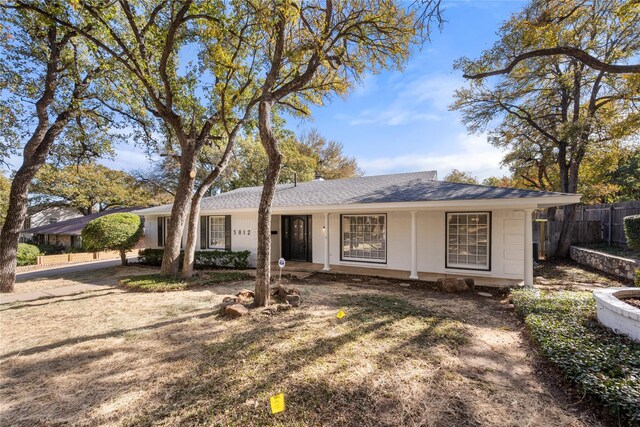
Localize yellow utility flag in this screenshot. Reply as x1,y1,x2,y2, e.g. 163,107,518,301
270,393,285,414
337,310,345,319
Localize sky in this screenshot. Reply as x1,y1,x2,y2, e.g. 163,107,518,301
7,0,526,181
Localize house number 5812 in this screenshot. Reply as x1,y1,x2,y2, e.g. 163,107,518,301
233,229,251,235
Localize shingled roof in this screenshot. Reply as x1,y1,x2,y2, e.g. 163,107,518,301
135,170,576,215
23,207,139,236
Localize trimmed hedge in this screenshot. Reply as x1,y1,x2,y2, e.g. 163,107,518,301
17,243,40,266
138,248,251,269
511,289,640,425
624,214,640,256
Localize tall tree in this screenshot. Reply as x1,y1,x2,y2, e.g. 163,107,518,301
30,164,168,215
0,5,112,292
226,129,361,189
243,0,421,306
443,169,479,184
453,0,640,257
20,0,262,277
462,1,640,78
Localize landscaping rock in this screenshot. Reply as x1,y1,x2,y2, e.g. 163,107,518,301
285,294,301,307
276,303,292,312
399,283,411,288
478,292,493,298
270,284,300,303
222,296,237,304
235,289,255,299
436,277,469,293
370,278,390,285
224,304,249,318
261,306,278,315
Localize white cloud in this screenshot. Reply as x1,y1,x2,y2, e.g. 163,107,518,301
340,73,463,126
357,133,507,180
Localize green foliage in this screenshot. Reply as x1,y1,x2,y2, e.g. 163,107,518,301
511,289,640,425
225,129,361,190
452,0,640,200
16,243,40,266
623,215,640,256
443,169,479,185
635,270,640,287
119,272,253,292
32,164,166,215
81,213,143,253
0,174,10,227
138,249,251,270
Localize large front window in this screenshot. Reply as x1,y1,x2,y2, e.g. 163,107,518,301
446,212,490,270
209,216,226,249
341,214,386,263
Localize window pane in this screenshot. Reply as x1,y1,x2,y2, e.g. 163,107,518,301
447,212,489,269
209,216,226,248
341,215,386,262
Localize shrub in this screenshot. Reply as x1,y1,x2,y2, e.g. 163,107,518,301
17,243,40,266
34,242,66,255
623,214,640,256
511,289,640,425
138,248,251,269
82,213,143,266
635,269,640,287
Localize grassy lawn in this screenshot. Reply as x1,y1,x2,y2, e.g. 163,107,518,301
0,266,608,426
511,289,640,426
119,272,254,292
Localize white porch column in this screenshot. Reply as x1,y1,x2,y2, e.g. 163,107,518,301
323,213,330,271
523,208,534,287
410,211,418,280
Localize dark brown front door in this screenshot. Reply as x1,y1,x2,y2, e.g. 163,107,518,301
282,215,312,261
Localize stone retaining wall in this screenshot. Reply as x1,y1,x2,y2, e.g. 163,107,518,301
570,246,639,280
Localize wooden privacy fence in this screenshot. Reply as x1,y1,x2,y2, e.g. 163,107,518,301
534,220,601,258
36,249,141,266
534,200,640,257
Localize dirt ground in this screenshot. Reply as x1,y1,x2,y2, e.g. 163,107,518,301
0,267,607,426
533,259,631,289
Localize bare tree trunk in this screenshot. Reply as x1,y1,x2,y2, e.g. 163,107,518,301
180,127,239,279
254,100,283,307
120,249,128,266
0,168,36,292
181,195,202,279
160,148,197,276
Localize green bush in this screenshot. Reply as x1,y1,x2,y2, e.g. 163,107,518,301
82,213,143,265
623,214,640,256
17,243,40,266
511,289,640,425
635,269,640,287
138,248,251,269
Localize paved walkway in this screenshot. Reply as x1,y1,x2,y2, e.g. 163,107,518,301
0,283,115,305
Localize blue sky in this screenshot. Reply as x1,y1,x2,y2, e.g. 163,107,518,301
8,0,526,180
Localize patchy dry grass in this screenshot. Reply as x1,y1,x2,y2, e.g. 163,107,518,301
0,270,605,426
534,259,630,289
119,271,254,292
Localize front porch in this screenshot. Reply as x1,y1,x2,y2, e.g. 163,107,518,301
271,260,523,288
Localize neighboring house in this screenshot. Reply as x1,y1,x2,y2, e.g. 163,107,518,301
20,206,82,241
135,171,580,286
22,207,139,249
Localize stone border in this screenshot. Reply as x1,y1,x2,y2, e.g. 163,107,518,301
570,246,639,280
592,288,640,342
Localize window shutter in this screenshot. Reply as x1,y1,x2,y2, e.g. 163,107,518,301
200,216,208,249
157,217,164,247
225,215,232,251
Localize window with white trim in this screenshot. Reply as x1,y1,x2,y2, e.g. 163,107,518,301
209,216,226,249
446,212,490,270
341,214,386,263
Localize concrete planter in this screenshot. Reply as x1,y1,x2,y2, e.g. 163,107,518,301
592,288,640,342
570,246,639,280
